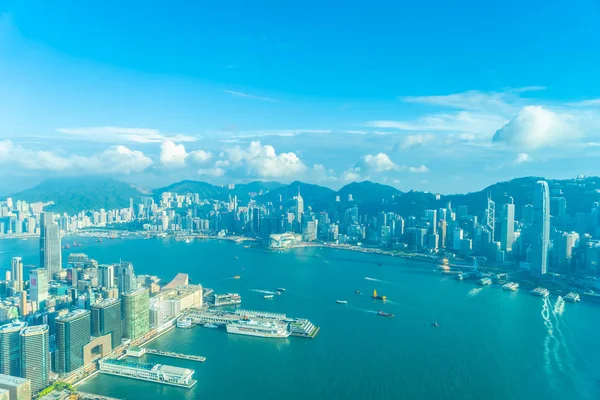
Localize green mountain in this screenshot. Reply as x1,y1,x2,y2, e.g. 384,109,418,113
258,181,336,207
8,177,145,214
154,180,227,200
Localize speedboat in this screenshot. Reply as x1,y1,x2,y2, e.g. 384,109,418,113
264,294,274,299
336,300,348,304
432,321,439,328
204,323,218,329
378,311,394,317
355,290,361,295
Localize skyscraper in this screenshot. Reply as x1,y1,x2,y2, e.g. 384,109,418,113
91,298,122,349
0,374,31,400
29,269,48,311
296,187,304,225
117,262,137,294
98,265,115,289
500,203,515,252
39,212,62,278
0,321,27,376
531,181,550,277
10,258,23,293
121,287,150,340
20,325,50,393
55,309,91,374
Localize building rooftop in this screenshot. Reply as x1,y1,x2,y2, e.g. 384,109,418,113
0,373,29,385
158,365,194,377
0,320,27,334
20,324,48,336
91,298,120,308
162,273,189,291
122,287,149,297
56,308,90,322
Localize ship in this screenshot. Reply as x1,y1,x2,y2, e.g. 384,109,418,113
276,287,286,292
226,318,290,338
502,282,519,291
377,311,394,317
564,292,581,302
233,276,241,280
372,289,387,301
264,295,274,299
478,278,492,285
204,323,219,329
212,293,242,306
336,300,348,304
529,287,550,297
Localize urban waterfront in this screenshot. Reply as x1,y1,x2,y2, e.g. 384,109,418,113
1,237,599,400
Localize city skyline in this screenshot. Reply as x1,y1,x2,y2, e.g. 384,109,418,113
2,3,600,194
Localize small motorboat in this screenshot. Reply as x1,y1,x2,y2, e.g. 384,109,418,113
432,321,439,328
264,295,274,299
204,323,218,329
378,311,394,317
336,300,348,304
355,290,361,295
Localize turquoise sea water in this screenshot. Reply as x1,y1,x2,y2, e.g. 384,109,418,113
1,237,599,400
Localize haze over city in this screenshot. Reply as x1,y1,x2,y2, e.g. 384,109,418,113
2,1,600,194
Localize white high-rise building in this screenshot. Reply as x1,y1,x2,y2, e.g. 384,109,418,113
500,203,515,252
98,265,115,289
531,181,550,277
10,258,23,293
39,212,61,277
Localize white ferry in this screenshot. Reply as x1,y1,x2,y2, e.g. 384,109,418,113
564,292,581,302
336,300,348,304
213,293,242,307
478,278,492,286
502,282,519,291
529,287,550,297
226,318,290,339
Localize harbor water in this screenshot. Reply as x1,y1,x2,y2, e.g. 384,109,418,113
1,237,599,400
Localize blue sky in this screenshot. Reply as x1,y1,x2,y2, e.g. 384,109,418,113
1,1,600,195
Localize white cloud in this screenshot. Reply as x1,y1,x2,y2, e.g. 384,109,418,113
355,153,400,172
0,140,152,174
367,111,507,137
515,153,532,164
160,140,188,167
223,90,280,103
231,129,331,139
221,141,307,178
197,168,225,177
159,140,212,168
394,134,436,151
409,165,429,173
56,126,197,144
492,106,577,149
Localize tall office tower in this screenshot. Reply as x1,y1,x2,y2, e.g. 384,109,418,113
98,265,115,289
296,187,304,225
29,269,48,310
40,212,62,277
117,262,137,294
19,292,27,318
55,309,91,374
0,321,27,376
531,181,550,277
0,374,31,400
555,231,579,271
10,257,23,293
425,210,437,234
486,194,495,242
252,208,260,232
121,288,150,340
91,298,122,349
438,220,447,248
500,203,515,252
20,325,50,393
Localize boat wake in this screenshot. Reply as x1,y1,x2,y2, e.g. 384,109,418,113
251,289,277,295
541,297,575,382
350,306,379,314
553,296,565,316
467,287,483,297
365,277,395,285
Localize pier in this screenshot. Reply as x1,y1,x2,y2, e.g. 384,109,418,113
144,348,206,362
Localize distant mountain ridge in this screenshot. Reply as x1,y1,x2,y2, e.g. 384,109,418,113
6,176,600,218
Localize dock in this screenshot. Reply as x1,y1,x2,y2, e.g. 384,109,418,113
144,348,206,362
